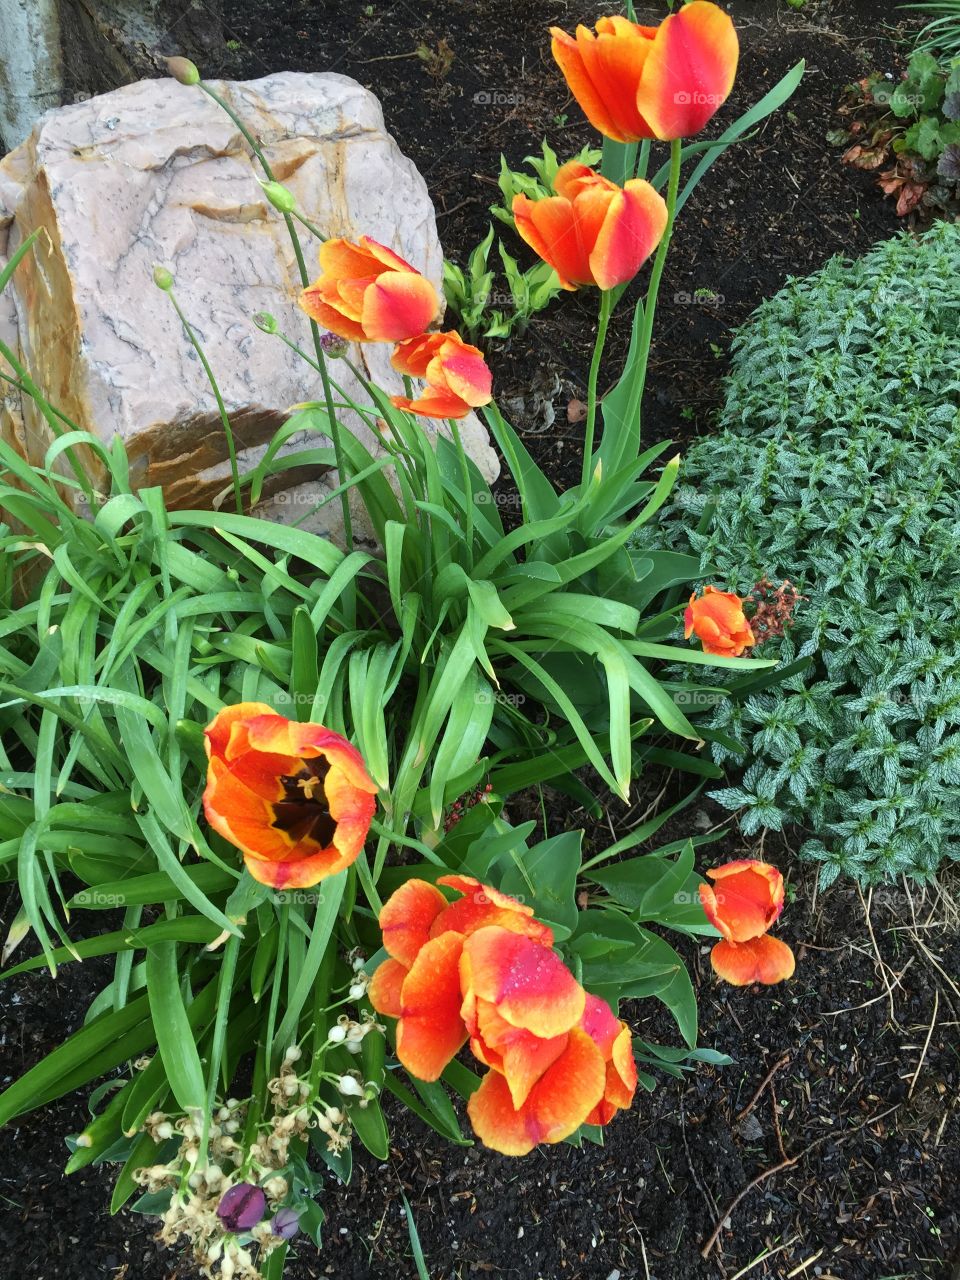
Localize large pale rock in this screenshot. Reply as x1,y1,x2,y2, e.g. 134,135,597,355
0,72,498,540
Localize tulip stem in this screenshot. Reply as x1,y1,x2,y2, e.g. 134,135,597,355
626,136,683,446
449,417,475,565
582,289,614,491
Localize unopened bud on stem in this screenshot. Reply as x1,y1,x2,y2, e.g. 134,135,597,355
167,56,201,86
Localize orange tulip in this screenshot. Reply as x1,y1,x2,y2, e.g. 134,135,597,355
513,161,667,291
700,860,795,985
684,585,756,657
551,2,739,143
368,876,637,1154
299,236,440,343
389,330,493,419
202,704,377,889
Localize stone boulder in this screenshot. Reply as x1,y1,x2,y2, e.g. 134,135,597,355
0,71,498,541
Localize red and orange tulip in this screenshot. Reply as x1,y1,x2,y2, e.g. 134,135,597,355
368,875,637,1154
299,236,440,343
684,585,756,657
202,704,378,889
513,161,667,291
551,2,739,143
389,330,493,419
700,859,796,985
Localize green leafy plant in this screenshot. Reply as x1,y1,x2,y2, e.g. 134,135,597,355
905,1,960,60
442,224,562,340
654,222,960,886
835,50,960,215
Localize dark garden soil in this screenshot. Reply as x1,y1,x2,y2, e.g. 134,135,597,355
2,3,959,1280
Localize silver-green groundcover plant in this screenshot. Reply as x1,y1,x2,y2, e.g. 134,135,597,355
656,223,960,886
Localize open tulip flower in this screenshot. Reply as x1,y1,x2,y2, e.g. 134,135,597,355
700,860,796,985
551,2,739,143
368,875,637,1154
684,585,756,657
299,235,440,343
513,161,668,291
390,330,493,419
202,704,378,889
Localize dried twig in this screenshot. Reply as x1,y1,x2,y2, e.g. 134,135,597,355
907,988,939,1099
736,1053,790,1123
857,884,901,1027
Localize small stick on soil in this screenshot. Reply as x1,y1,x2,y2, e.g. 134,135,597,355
700,1103,902,1259
770,1087,788,1164
857,884,900,1027
736,1053,790,1123
728,1237,800,1280
787,1249,825,1277
907,988,939,1099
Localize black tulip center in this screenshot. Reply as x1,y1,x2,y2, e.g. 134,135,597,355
272,756,337,847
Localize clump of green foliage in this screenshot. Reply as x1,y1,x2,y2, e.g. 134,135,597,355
661,223,960,886
834,50,960,215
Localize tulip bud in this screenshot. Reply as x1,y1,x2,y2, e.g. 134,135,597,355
153,266,174,291
166,56,201,86
271,1207,301,1241
253,311,278,334
260,180,297,213
217,1182,266,1233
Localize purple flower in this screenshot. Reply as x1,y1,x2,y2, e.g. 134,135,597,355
319,331,349,359
217,1182,266,1233
271,1207,301,1240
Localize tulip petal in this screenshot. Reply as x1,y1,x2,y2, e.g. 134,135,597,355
379,878,449,967
243,843,354,890
361,271,440,343
390,389,471,420
359,235,422,274
298,285,366,343
467,1028,606,1155
710,935,796,986
701,861,785,942
512,194,585,290
460,927,585,1038
470,998,569,1109
368,957,408,1018
575,21,657,143
242,719,378,795
430,347,492,408
396,932,468,1080
637,0,739,140
431,875,554,946
391,332,445,377
589,178,667,290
